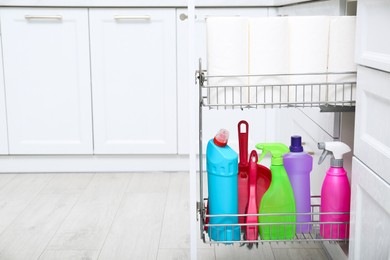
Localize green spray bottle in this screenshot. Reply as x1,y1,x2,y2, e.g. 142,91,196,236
256,143,296,240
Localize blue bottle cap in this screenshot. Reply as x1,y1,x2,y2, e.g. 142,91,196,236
290,135,303,152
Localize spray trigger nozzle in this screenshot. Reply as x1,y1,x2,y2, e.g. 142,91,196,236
317,141,351,167
255,143,289,166
318,149,332,165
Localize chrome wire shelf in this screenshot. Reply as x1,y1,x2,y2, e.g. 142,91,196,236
199,196,350,245
196,61,356,112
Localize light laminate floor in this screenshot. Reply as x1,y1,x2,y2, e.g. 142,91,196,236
0,172,330,260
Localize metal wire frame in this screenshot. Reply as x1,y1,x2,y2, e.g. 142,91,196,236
197,65,357,112
201,197,350,244
195,60,353,245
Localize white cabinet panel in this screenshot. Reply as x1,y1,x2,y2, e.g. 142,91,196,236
176,8,270,155
0,8,93,154
89,9,177,154
275,109,334,196
356,0,390,72
349,157,390,260
354,66,390,184
0,40,8,155
299,108,337,138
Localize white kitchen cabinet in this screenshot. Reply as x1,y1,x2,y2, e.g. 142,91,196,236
349,157,390,260
0,40,8,155
350,0,390,256
0,8,93,154
355,0,390,72
176,7,272,155
89,8,177,154
354,66,390,184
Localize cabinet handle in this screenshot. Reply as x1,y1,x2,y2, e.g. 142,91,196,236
114,15,151,21
179,13,198,21
179,13,188,21
25,15,63,20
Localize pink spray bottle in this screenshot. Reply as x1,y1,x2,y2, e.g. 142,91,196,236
317,141,351,239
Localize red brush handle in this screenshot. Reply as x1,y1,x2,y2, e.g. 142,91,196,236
246,150,259,240
249,150,258,190
238,120,249,167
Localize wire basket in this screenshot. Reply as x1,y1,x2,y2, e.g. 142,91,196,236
196,61,356,112
200,196,350,245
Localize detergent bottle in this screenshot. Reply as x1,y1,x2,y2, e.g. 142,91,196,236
206,129,240,242
318,141,351,239
256,143,296,240
283,136,313,233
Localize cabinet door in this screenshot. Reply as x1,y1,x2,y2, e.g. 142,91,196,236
0,40,8,154
355,0,390,72
349,157,390,259
354,66,390,184
90,9,177,154
176,8,270,155
0,8,93,154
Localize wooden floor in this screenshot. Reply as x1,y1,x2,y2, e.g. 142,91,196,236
0,172,330,260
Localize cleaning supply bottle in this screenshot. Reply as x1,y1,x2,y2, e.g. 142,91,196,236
206,129,240,242
283,136,313,233
318,141,351,239
256,143,296,240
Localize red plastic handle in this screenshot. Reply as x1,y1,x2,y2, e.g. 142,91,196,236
249,150,258,188
238,120,249,166
246,150,259,240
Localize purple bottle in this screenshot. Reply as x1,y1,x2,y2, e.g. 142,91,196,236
283,136,313,233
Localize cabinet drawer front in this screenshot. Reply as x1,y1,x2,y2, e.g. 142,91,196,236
354,66,390,183
89,9,177,154
356,0,390,71
350,157,390,259
0,8,93,154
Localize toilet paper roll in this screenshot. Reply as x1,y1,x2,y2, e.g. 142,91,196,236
206,17,249,107
288,16,330,104
249,17,290,107
327,16,357,104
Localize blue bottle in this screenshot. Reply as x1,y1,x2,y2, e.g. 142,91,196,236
206,129,240,242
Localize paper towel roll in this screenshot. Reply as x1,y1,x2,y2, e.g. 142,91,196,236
249,17,290,107
206,17,249,107
289,16,330,104
327,16,357,104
